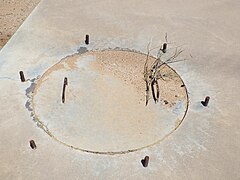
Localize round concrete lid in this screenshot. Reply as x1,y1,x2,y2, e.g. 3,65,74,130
32,50,188,154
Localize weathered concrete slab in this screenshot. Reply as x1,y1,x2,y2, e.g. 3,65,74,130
0,0,239,179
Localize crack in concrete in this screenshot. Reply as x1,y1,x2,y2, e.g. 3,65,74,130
25,77,41,125
77,47,88,54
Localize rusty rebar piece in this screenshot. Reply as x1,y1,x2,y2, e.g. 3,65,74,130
162,43,167,53
141,156,149,167
19,71,25,82
201,96,210,107
29,140,37,149
62,77,68,103
151,80,157,103
85,34,89,45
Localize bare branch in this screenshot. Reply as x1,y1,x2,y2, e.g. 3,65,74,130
143,36,186,106
165,32,168,42
145,80,149,106
155,80,160,102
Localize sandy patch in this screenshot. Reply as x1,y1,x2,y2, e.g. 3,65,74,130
0,0,40,49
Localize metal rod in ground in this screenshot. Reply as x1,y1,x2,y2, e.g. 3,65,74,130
141,156,149,167
85,34,89,45
162,43,167,53
201,96,210,107
151,80,157,103
62,77,68,103
19,71,25,82
29,140,37,149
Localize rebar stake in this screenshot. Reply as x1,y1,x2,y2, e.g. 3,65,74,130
141,156,149,167
19,71,25,82
62,77,68,103
85,34,89,45
201,96,210,107
30,140,37,149
162,43,167,53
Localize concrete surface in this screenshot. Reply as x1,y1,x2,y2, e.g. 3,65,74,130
0,0,239,179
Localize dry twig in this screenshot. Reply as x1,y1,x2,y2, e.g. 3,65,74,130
143,36,186,106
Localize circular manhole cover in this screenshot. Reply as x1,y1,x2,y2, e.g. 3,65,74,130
32,49,188,154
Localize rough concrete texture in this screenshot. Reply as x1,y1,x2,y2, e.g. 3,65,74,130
0,0,240,179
